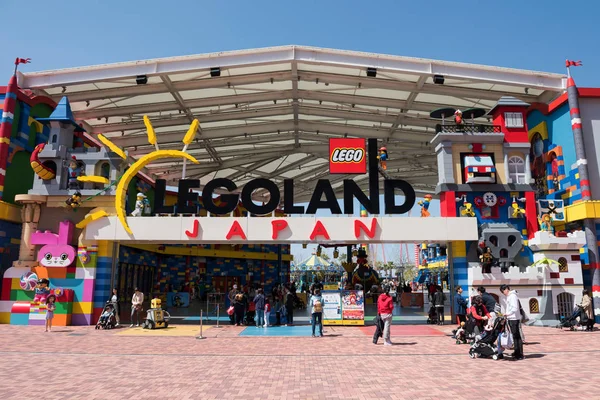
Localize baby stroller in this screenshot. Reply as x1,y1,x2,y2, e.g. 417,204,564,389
244,310,256,326
557,305,583,330
95,303,117,330
427,305,438,324
468,316,505,360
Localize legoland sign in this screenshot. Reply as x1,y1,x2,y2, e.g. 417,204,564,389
153,138,414,216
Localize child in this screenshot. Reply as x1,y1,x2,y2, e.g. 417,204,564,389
96,305,113,329
455,321,466,344
45,295,56,332
264,298,271,327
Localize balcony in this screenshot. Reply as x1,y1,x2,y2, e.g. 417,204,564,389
435,124,502,134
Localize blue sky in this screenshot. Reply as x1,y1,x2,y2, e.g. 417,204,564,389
1,0,597,262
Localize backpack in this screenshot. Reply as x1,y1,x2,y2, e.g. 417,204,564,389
313,298,323,313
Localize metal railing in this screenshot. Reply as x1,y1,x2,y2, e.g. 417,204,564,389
435,124,502,134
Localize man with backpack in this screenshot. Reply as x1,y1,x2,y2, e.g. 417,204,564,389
310,289,324,337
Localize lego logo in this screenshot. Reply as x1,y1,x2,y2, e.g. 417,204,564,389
331,148,365,163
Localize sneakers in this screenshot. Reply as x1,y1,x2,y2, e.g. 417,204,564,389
384,341,393,346
496,354,504,360
136,323,140,327
129,324,134,328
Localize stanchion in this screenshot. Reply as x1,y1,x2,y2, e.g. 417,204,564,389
196,309,206,340
214,304,224,328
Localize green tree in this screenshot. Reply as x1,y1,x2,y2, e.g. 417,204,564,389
402,263,418,283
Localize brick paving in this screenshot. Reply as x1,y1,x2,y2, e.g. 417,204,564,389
0,324,599,399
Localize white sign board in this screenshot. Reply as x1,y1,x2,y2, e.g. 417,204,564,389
84,216,478,244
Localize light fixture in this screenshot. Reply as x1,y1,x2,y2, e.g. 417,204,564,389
433,75,445,85
61,86,66,93
270,78,274,84
366,67,377,77
302,243,307,249
333,248,339,258
136,75,148,85
210,67,221,77
316,245,322,257
85,101,90,107
524,88,529,94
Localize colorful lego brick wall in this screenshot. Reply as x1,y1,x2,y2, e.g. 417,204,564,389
0,219,22,277
91,242,113,324
10,288,74,326
0,96,52,203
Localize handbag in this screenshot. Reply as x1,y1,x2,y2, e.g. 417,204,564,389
227,306,234,316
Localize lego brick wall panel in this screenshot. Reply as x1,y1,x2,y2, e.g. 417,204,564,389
579,97,600,201
0,220,22,273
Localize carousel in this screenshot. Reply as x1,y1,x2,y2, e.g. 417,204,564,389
291,254,344,289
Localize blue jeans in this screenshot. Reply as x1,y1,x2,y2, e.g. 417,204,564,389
311,312,323,336
255,309,265,326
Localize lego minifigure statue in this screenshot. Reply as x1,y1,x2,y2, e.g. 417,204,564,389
454,110,464,127
65,192,82,209
479,247,494,273
377,147,388,170
511,201,525,218
418,194,433,217
131,192,147,217
33,278,51,304
67,156,84,190
539,214,554,235
460,202,475,217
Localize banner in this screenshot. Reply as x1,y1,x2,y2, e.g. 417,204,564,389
321,290,342,325
341,290,364,325
167,292,190,308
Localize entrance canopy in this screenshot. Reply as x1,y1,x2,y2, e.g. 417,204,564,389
18,45,566,201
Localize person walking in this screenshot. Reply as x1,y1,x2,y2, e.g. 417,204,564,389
377,284,394,345
454,286,468,327
500,284,524,360
130,287,144,327
110,288,120,326
228,284,239,325
253,288,266,327
433,286,446,325
285,288,295,326
310,289,324,337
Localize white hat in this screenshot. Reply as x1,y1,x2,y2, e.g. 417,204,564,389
233,284,238,289
136,192,146,198
455,109,462,115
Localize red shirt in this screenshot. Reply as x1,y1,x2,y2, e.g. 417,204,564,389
377,293,394,314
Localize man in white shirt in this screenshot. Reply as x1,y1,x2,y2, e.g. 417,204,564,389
130,287,144,327
500,284,524,360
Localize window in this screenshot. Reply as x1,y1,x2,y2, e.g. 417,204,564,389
505,112,524,128
529,298,539,314
508,156,527,183
558,257,568,272
556,292,574,319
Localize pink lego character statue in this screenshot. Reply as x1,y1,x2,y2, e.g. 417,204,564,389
30,221,76,267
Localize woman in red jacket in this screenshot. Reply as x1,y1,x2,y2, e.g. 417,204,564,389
469,295,491,334
377,285,395,346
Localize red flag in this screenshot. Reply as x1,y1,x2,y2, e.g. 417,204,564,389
565,60,582,67
14,58,31,65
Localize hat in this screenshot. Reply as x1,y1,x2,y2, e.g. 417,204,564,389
136,192,146,198
233,284,238,289
455,109,462,115
379,146,387,151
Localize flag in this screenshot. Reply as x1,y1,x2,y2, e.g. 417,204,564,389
565,60,582,67
14,58,31,65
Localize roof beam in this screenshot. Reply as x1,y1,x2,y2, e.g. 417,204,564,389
299,71,541,102
292,60,300,147
73,90,294,119
47,71,293,102
299,106,437,129
225,157,281,181
389,75,427,135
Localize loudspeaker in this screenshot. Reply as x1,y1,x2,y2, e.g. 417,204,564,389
136,75,148,85
433,75,445,85
366,67,377,77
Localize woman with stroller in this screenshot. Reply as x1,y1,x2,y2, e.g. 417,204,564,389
110,288,120,326
580,290,594,331
469,295,491,335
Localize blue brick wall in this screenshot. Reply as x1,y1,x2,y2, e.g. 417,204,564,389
93,256,112,310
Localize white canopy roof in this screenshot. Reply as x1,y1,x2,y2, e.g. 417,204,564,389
17,45,566,202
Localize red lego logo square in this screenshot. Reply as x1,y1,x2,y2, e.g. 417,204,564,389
329,138,367,174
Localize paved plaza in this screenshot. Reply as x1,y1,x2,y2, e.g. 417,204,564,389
1,323,599,399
